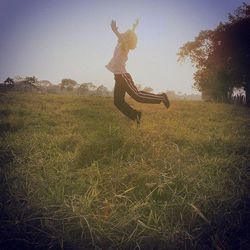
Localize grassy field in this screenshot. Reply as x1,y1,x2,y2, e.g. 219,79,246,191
0,92,249,249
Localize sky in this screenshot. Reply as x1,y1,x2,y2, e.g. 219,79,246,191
0,0,248,94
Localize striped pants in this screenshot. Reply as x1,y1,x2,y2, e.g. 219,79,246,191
114,73,164,120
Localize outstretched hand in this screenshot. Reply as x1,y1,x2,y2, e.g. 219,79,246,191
111,20,118,33
132,18,139,31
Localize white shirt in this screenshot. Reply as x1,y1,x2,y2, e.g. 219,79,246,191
106,42,128,74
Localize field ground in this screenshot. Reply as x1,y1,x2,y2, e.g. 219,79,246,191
0,92,249,249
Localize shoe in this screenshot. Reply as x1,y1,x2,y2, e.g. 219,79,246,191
136,111,142,127
162,93,170,108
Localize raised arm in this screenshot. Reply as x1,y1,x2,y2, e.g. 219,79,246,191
110,20,122,40
110,20,129,52
110,19,139,52
110,19,139,36
131,18,139,32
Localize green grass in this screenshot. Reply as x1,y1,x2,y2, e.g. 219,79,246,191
0,92,249,249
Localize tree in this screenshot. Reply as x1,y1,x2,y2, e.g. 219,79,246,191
85,82,97,95
61,79,77,91
85,82,96,92
178,3,250,106
25,76,38,85
77,83,90,95
4,77,14,85
142,87,153,93
95,85,109,96
224,3,250,105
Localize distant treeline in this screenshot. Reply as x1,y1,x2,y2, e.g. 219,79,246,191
0,76,202,100
0,76,112,96
178,3,250,106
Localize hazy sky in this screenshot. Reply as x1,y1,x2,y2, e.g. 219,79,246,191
0,0,248,93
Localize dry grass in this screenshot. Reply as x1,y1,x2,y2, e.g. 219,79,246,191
0,92,249,249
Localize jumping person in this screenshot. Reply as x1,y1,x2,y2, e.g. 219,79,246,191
106,19,170,125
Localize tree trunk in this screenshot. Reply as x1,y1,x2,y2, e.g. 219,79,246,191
246,83,250,107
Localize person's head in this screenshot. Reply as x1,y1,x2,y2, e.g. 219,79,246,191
121,30,138,50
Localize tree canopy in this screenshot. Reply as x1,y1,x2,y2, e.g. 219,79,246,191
61,79,78,91
178,3,250,106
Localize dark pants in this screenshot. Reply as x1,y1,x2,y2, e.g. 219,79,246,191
114,73,163,120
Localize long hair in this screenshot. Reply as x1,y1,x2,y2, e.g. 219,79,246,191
120,30,137,51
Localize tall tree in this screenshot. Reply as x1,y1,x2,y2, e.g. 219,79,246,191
178,3,250,106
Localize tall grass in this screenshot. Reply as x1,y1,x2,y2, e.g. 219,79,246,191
0,92,249,249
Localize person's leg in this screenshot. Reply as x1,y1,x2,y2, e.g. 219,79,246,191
114,74,139,120
121,73,164,103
